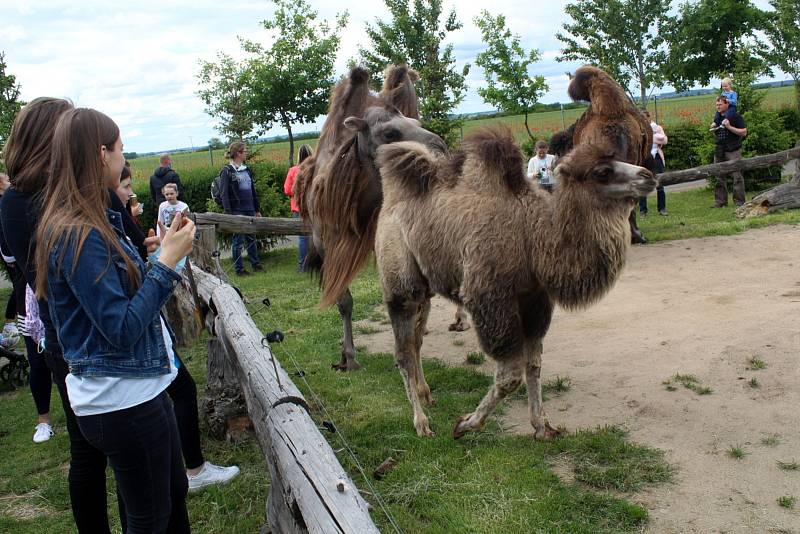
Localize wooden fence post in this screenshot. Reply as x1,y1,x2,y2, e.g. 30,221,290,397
201,336,250,441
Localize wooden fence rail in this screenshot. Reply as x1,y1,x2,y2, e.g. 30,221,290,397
185,266,379,533
193,213,311,236
657,145,800,186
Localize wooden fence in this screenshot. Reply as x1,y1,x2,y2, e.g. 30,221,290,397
186,264,379,533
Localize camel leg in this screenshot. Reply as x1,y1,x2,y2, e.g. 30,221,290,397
525,339,561,440
413,297,434,406
388,296,434,437
448,304,470,332
332,288,361,371
453,356,524,439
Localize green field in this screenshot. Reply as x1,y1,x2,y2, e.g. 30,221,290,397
129,85,796,180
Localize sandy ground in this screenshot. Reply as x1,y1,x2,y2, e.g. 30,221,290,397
356,224,800,534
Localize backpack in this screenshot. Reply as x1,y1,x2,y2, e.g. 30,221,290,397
210,166,230,207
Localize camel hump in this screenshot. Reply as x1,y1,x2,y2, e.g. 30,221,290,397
568,65,631,117
376,141,438,196
350,66,370,86
462,127,527,194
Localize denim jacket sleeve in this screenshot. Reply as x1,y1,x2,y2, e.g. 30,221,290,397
56,230,181,350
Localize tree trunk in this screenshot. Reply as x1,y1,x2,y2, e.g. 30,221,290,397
201,336,250,441
524,110,534,143
162,280,201,348
283,111,294,166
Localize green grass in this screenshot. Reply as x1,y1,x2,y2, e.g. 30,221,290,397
761,434,781,447
0,251,674,533
727,445,747,460
749,377,760,388
747,356,767,370
543,375,572,394
663,374,713,395
777,460,800,471
465,351,486,365
128,84,795,179
777,495,796,509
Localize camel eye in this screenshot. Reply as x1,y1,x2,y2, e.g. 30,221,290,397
383,128,401,142
593,165,612,182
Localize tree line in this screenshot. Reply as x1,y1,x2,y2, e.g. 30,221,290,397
1,0,797,162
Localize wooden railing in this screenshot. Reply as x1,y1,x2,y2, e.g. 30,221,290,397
186,265,379,533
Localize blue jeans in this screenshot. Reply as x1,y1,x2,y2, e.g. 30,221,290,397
76,392,190,534
293,212,307,271
232,233,260,274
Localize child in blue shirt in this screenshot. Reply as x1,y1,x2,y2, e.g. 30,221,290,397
710,77,738,130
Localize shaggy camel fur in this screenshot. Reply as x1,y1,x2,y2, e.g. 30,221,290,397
550,65,655,244
293,65,447,371
374,128,656,438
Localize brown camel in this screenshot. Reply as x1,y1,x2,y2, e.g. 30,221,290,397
294,65,448,371
374,126,655,439
549,65,655,244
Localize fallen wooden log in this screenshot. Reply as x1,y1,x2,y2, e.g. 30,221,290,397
736,171,800,218
657,146,800,186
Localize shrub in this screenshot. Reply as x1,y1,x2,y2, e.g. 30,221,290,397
133,159,291,232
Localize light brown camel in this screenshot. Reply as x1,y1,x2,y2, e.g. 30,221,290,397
293,65,448,371
549,65,655,244
373,126,656,439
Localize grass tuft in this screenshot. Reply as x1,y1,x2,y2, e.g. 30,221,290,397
777,460,800,471
543,375,572,394
465,351,486,365
761,434,781,447
664,373,713,395
749,377,760,388
452,339,465,347
727,445,746,460
747,356,767,370
777,495,796,509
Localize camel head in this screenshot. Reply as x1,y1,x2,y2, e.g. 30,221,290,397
555,143,656,202
343,106,448,165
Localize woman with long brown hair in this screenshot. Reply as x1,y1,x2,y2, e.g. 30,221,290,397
35,107,194,533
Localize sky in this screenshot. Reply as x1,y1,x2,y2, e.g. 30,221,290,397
0,0,784,154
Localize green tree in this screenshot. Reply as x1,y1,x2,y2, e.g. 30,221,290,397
242,0,348,164
556,0,671,106
763,0,800,108
664,0,770,91
0,52,23,151
197,53,255,142
360,0,470,146
474,11,547,143
207,137,225,150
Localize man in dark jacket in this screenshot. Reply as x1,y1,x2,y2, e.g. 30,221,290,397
149,154,184,215
711,96,748,208
220,141,263,276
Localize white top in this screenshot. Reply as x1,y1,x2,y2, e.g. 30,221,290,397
66,317,178,416
526,154,556,185
157,200,189,236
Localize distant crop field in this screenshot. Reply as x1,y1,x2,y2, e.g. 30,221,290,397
129,85,795,179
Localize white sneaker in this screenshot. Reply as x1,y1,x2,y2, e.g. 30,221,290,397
187,461,240,492
33,422,54,443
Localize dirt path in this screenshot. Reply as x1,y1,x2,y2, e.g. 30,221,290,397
356,224,800,533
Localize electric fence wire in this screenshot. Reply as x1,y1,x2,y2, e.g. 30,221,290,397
255,307,404,534
186,239,404,533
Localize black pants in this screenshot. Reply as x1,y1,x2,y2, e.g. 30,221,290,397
46,351,112,534
167,361,205,470
23,335,52,416
77,392,190,534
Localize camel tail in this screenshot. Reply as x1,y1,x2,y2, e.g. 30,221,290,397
568,65,631,117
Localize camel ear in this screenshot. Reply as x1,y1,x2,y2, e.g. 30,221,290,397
344,116,367,132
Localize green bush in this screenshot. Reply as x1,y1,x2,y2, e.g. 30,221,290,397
133,159,291,231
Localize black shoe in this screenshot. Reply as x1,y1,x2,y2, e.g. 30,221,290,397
658,209,668,216
734,202,744,207
236,270,251,277
710,204,727,209
252,264,264,272
639,211,647,218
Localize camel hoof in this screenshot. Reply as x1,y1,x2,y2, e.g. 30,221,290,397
420,394,436,407
331,361,362,372
452,415,475,439
534,423,565,441
448,321,470,332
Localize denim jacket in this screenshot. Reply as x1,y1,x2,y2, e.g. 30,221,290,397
46,209,181,377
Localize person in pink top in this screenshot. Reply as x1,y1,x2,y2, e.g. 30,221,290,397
283,145,313,272
639,110,668,217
